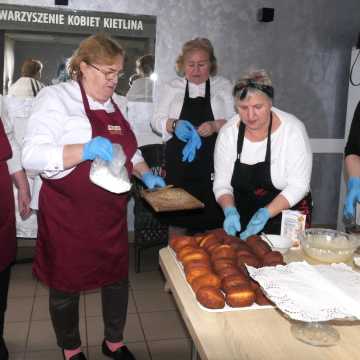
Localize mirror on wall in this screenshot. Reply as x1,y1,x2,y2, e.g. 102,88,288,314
3,31,152,96
0,3,157,96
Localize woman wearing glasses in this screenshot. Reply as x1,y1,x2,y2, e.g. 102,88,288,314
22,33,164,360
152,38,234,236
213,69,313,240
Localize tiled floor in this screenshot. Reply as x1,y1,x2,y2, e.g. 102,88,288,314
5,244,193,360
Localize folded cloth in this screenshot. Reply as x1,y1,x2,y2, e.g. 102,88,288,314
247,261,360,322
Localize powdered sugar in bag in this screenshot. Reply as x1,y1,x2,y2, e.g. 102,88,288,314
89,143,131,194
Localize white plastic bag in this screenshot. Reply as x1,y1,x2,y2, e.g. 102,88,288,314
89,143,131,194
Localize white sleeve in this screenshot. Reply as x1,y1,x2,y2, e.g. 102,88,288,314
131,149,144,166
280,122,313,206
152,81,174,142
213,122,237,200
113,94,145,165
112,93,128,115
22,87,67,177
218,77,235,121
2,99,22,174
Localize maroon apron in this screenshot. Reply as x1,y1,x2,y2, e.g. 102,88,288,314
0,118,16,272
34,82,137,292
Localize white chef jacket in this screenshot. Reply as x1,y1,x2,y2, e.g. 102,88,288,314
2,94,41,209
1,95,22,175
8,77,45,98
126,77,153,102
22,80,144,179
152,75,235,142
2,95,34,148
127,101,162,147
1,95,38,237
126,77,162,147
213,107,313,207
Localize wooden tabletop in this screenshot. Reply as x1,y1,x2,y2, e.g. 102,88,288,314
159,247,360,360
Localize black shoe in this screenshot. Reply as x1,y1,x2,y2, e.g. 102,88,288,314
0,337,9,360
62,351,87,360
102,340,136,360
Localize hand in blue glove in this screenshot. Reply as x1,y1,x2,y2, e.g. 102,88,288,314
240,207,270,240
83,136,113,161
344,177,360,219
141,171,166,190
174,120,197,142
182,131,202,162
223,206,241,236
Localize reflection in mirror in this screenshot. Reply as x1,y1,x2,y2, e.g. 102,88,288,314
126,53,161,147
126,53,155,103
3,32,85,93
2,31,154,97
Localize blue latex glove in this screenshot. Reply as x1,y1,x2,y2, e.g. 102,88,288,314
223,206,241,236
141,171,166,190
182,131,202,162
240,207,270,240
174,120,197,142
344,177,360,219
83,136,113,161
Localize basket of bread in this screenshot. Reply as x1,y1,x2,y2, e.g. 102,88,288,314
169,229,285,310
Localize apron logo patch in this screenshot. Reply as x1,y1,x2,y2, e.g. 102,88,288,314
108,125,122,134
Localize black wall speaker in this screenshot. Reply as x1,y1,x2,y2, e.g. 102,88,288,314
257,8,275,22
55,0,69,5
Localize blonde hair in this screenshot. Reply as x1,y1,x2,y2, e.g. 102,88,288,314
233,69,274,100
176,38,217,77
21,59,42,78
68,33,125,80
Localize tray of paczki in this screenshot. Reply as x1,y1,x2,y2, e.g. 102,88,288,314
169,228,285,312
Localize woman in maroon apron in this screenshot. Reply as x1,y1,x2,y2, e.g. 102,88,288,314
22,34,164,360
0,119,16,360
159,38,234,235
214,69,312,240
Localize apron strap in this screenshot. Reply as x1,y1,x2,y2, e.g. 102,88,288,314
236,121,246,160
236,112,273,163
182,80,190,109
264,112,273,163
30,79,37,97
205,78,211,101
183,79,211,106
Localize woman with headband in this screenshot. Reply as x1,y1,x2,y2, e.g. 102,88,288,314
213,69,313,239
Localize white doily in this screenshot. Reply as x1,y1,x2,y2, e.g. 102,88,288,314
247,261,360,322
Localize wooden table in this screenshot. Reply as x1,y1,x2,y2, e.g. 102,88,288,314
159,247,360,360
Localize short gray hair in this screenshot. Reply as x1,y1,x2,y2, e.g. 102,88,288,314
233,69,274,100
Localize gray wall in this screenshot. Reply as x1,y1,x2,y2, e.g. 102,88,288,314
3,0,360,226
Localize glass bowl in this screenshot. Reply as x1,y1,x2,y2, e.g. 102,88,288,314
300,228,359,263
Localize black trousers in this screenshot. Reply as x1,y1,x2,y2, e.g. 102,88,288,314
0,265,12,338
49,278,129,349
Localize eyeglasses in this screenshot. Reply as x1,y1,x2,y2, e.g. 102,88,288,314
87,63,124,81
